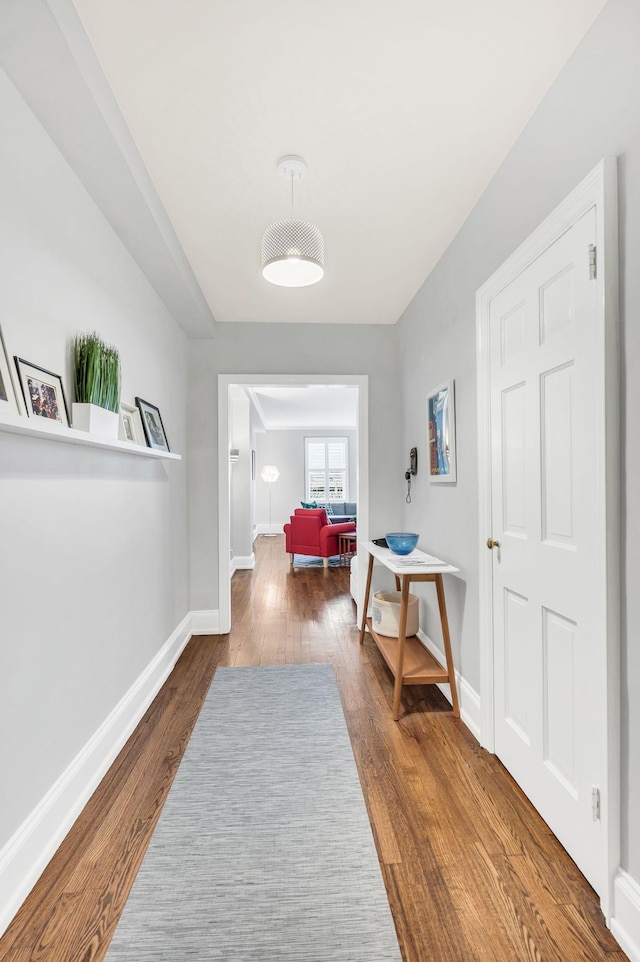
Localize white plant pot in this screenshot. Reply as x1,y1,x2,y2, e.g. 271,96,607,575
72,402,119,439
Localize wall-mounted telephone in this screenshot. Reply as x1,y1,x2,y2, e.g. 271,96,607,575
405,447,418,502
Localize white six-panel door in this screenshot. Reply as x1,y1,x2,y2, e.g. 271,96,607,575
488,207,605,892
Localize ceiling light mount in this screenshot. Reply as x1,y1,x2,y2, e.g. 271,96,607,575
262,154,324,288
277,154,308,181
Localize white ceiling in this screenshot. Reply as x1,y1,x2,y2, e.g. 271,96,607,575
70,0,605,326
248,386,358,430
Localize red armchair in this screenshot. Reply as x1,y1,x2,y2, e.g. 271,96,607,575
283,509,356,567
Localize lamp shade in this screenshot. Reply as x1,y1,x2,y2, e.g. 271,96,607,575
262,220,324,288
260,465,280,483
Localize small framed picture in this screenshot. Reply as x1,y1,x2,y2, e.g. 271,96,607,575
118,402,145,445
135,397,170,452
14,356,69,426
427,379,456,483
0,323,23,416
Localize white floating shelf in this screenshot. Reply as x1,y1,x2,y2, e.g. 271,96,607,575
0,411,181,460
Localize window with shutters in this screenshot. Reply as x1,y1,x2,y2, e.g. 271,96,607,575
305,437,349,502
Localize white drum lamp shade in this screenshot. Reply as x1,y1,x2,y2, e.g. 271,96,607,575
262,220,324,287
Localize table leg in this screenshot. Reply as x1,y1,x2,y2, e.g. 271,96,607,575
392,575,411,721
435,574,460,718
359,554,375,643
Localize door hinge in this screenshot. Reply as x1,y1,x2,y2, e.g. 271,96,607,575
588,244,597,280
591,786,601,821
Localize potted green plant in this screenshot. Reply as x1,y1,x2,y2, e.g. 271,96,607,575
72,332,121,438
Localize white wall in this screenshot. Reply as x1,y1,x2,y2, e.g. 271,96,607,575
229,388,253,561
0,63,190,923
397,0,640,899
255,429,358,529
249,400,264,540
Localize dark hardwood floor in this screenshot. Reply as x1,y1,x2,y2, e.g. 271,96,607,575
0,536,627,960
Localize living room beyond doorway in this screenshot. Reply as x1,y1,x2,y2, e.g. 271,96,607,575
219,374,369,634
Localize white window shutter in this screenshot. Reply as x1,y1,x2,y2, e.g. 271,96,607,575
305,437,349,501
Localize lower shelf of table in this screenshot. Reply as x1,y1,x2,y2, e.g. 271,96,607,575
364,619,450,685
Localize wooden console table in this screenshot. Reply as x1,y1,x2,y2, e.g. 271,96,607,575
359,541,460,720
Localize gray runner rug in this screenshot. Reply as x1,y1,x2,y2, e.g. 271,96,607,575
105,663,402,961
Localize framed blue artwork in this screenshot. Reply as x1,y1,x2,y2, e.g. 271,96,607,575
427,379,456,483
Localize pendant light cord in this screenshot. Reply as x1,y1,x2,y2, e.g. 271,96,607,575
290,171,295,221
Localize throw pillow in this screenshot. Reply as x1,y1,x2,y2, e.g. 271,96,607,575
301,501,317,509
324,503,334,515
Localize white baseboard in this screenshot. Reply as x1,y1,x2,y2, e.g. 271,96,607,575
255,523,285,535
253,525,259,543
417,629,481,741
611,869,640,961
0,613,192,940
231,553,255,574
190,609,220,634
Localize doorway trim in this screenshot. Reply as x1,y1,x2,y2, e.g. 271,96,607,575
218,373,369,635
475,158,619,917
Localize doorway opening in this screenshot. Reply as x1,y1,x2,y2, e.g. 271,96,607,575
218,374,369,634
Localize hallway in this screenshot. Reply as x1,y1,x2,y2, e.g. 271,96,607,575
0,535,626,961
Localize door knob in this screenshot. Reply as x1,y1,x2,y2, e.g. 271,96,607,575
486,538,500,550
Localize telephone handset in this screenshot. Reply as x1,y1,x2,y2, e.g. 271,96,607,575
405,447,418,502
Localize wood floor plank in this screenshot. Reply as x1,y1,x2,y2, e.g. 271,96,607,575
0,534,627,962
500,852,622,956
470,843,607,962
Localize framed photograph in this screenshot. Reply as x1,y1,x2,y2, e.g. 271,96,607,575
135,396,170,452
118,402,145,445
0,324,23,416
251,449,256,481
427,379,456,483
14,356,69,426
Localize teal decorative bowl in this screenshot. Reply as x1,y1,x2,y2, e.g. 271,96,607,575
385,532,419,555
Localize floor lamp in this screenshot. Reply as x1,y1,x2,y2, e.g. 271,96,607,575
260,465,280,536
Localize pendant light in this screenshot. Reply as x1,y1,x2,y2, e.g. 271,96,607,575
262,155,324,287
